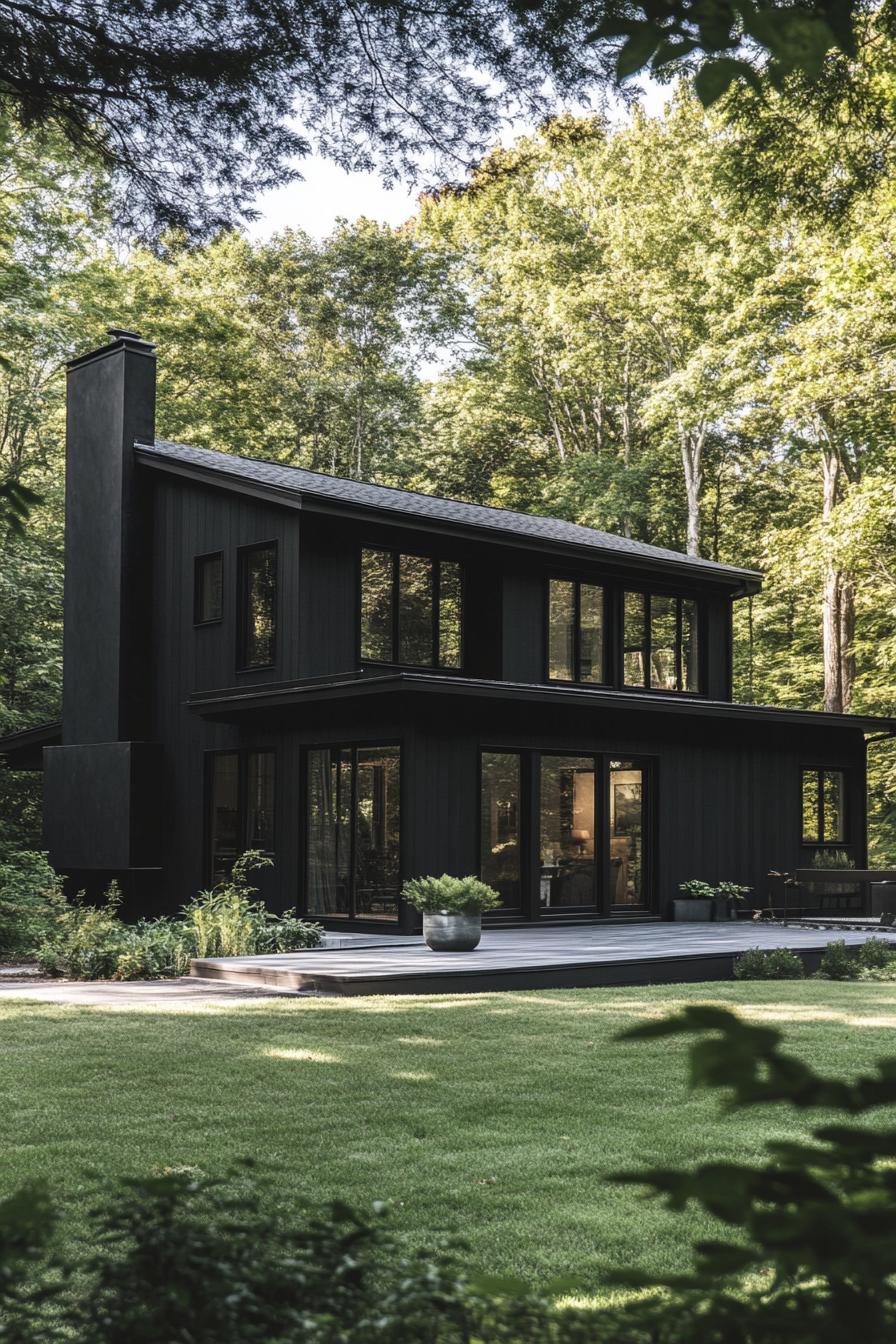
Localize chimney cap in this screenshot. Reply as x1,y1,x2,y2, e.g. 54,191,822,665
107,327,148,343
67,328,156,370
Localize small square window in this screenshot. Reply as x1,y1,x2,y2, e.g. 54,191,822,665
194,553,223,624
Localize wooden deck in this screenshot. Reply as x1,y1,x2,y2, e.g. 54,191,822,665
189,922,896,996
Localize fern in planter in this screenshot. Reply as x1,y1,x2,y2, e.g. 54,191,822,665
402,874,502,915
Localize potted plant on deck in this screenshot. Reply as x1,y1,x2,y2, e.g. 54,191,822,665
674,879,752,921
673,879,716,921
714,880,751,921
402,874,502,952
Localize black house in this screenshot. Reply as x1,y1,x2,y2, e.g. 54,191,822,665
3,330,892,931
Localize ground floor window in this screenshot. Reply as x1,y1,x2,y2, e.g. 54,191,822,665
479,750,650,917
480,751,522,912
306,744,400,921
207,749,275,884
802,768,847,845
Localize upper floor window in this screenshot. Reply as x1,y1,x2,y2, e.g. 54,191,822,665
624,592,699,693
194,552,223,625
548,579,604,683
360,548,462,669
802,769,846,844
238,542,277,669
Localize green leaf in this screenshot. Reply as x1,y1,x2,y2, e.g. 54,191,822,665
616,25,663,80
694,58,762,106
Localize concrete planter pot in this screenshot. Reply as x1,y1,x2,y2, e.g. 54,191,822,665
673,898,713,922
712,896,732,922
422,911,482,952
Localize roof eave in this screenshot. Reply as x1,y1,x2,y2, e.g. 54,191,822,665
136,446,762,594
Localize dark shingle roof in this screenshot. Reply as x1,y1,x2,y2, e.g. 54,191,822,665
138,438,761,587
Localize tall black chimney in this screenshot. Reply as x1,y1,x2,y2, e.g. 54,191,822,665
62,328,156,742
44,329,162,878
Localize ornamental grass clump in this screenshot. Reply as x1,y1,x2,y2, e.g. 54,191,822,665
32,851,321,980
402,874,502,915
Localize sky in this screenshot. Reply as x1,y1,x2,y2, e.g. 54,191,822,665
248,81,670,242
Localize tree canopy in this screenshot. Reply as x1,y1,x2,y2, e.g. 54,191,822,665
0,0,878,238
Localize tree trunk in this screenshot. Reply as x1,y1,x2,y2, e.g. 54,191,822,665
679,422,705,558
820,438,856,713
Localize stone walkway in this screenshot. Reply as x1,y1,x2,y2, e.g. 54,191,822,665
0,976,298,1007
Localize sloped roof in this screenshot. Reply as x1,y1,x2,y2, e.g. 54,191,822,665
137,438,762,588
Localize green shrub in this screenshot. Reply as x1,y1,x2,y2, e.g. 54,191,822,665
0,850,65,956
733,946,806,980
402,873,503,915
33,852,322,981
36,882,133,979
818,937,896,982
178,851,322,967
819,938,857,979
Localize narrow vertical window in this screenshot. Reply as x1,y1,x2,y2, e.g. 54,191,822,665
354,746,401,918
360,548,393,661
438,561,463,668
238,543,277,668
579,583,604,683
649,595,677,690
208,752,239,884
480,752,522,912
609,760,645,906
802,769,847,844
307,748,350,917
548,580,576,681
624,592,647,687
246,751,275,851
398,554,434,665
194,552,222,624
681,598,699,691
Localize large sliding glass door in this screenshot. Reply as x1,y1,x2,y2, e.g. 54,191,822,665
479,750,651,918
306,744,400,921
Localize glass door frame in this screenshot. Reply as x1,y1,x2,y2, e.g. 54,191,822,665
479,747,655,920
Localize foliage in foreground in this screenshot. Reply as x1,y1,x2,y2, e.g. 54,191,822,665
2,1005,896,1340
1,850,322,978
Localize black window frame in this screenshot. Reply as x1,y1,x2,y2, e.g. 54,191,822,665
237,540,278,672
303,740,402,922
204,747,277,885
801,767,849,846
477,747,654,919
358,547,464,671
622,589,702,694
545,577,607,685
193,550,223,626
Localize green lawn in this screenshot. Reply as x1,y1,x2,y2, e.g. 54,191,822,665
1,979,894,1297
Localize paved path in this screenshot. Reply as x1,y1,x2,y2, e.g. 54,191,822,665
0,977,298,1007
